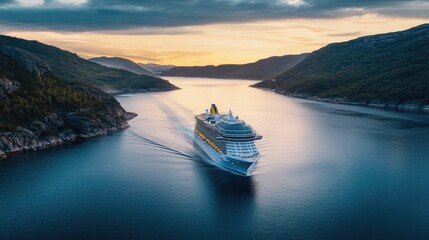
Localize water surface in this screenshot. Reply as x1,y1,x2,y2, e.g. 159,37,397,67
1,77,429,239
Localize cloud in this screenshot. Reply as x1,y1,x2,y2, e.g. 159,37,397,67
16,0,44,7
0,0,427,31
98,27,199,36
327,31,361,37
0,0,14,5
277,0,306,7
84,49,213,64
45,0,87,6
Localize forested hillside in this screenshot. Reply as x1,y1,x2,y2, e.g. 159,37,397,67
0,35,177,92
253,24,429,110
163,54,309,80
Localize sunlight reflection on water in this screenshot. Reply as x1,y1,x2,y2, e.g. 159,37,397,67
1,77,429,239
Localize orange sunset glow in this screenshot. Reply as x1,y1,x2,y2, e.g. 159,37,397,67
4,14,428,66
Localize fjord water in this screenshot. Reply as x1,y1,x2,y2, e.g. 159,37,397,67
1,77,429,239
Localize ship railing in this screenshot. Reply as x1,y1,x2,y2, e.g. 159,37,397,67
218,135,256,140
213,128,255,136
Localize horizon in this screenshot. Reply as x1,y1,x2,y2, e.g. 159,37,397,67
1,1,429,239
0,1,428,66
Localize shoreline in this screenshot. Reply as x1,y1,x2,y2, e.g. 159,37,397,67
253,86,429,114
0,83,178,160
0,112,137,160
162,76,262,81
104,86,180,95
0,85,176,160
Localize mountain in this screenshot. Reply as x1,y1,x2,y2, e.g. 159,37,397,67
89,56,153,76
139,63,175,75
162,53,309,80
253,24,429,112
0,35,177,92
0,47,137,159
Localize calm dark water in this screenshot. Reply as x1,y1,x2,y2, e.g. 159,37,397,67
1,78,429,240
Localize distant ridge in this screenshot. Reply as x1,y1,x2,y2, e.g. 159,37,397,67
139,63,175,75
90,56,153,76
162,53,309,80
253,24,429,112
0,35,177,92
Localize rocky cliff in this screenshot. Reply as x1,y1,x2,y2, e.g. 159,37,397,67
0,46,138,159
1,46,51,76
0,109,136,158
0,111,136,159
0,78,19,98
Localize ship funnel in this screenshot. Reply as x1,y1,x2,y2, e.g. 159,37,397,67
210,104,219,114
228,110,235,121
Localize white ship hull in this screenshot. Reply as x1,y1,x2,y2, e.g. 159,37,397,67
194,133,259,176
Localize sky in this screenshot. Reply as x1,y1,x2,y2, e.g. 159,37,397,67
0,0,428,66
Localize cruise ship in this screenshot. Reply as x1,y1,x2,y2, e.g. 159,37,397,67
194,104,262,175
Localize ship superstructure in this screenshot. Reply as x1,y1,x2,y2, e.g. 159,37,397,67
194,104,262,175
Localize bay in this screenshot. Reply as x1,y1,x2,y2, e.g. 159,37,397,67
1,77,429,239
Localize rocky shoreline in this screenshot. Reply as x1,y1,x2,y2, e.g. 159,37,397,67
105,86,180,95
0,41,165,160
256,87,429,114
0,111,137,159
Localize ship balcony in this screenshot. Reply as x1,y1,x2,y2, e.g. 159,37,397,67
225,141,259,162
226,153,260,162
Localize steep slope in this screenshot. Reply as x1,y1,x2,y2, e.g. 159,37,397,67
253,24,429,111
0,50,137,159
90,56,153,75
162,53,309,80
0,35,177,92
